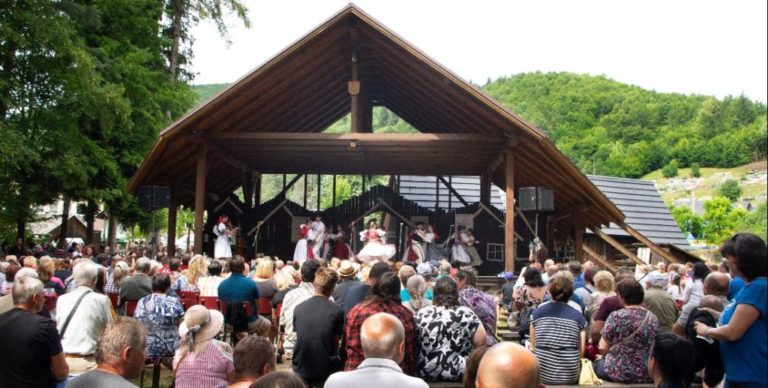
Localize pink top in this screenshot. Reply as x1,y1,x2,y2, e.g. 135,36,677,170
174,340,234,388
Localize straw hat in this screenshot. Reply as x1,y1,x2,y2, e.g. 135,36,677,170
179,305,224,342
338,260,357,278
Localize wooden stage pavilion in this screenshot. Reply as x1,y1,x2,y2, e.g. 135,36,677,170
128,5,678,272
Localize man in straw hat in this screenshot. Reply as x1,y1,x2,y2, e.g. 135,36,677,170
332,261,360,308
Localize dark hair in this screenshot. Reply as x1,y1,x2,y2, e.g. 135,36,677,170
616,278,644,305
721,233,767,281
692,262,711,281
432,276,460,308
584,267,599,285
234,335,275,379
523,267,545,288
367,272,401,303
651,332,695,386
5,262,20,282
180,253,191,266
456,268,478,287
208,260,222,276
169,259,181,272
567,260,582,276
549,275,574,303
95,254,109,266
369,262,392,282
250,371,306,388
229,256,246,274
300,260,321,283
463,346,489,388
152,273,171,293
313,267,338,297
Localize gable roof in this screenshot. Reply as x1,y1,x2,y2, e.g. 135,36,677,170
128,4,624,228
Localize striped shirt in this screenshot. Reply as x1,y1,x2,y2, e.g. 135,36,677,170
531,301,587,385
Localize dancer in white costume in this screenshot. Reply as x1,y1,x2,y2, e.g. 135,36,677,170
309,215,326,258
356,219,396,263
293,223,313,265
213,215,237,259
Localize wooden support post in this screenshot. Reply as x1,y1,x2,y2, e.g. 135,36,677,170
448,176,452,211
589,226,646,267
254,173,261,207
332,175,337,207
282,174,286,189
303,174,308,208
316,174,321,211
480,173,491,205
504,150,515,273
618,223,680,263
362,175,366,193
167,191,178,257
194,145,207,254
574,220,584,262
435,176,440,213
242,169,254,210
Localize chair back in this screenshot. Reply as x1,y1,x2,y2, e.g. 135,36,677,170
199,296,220,310
258,297,272,315
179,290,200,309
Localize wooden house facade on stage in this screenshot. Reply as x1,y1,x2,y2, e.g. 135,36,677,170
128,4,682,273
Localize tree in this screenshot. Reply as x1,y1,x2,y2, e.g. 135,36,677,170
701,196,743,244
736,202,767,242
718,179,743,203
670,205,703,239
662,160,679,178
690,163,701,178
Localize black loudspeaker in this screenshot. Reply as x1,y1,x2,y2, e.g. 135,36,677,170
537,188,554,211
137,186,171,210
518,187,538,211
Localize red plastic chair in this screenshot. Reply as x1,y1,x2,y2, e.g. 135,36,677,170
258,297,272,316
124,300,139,317
199,296,220,310
179,291,200,310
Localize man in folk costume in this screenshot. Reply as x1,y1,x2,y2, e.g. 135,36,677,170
309,214,326,259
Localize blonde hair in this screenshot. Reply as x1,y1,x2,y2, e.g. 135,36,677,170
359,265,371,284
330,258,340,270
113,260,130,288
593,270,615,293
38,257,56,282
254,259,274,279
187,255,208,285
274,269,295,291
23,256,37,268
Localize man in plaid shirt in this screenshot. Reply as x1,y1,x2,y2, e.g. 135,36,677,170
344,271,417,376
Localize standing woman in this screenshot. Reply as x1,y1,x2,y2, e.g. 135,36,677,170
694,233,767,388
293,222,313,266
356,219,396,263
213,215,236,260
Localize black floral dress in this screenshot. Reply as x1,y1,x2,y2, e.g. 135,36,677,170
415,305,481,381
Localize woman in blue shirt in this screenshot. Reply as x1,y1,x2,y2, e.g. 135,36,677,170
694,233,767,388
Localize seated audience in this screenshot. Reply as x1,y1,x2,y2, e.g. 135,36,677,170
133,273,185,359
457,268,497,346
587,270,615,320
218,256,271,339
229,335,276,388
643,271,678,332
693,233,767,388
463,346,488,388
475,342,540,388
198,260,225,297
280,260,322,358
174,305,234,388
590,268,634,345
105,260,130,295
67,317,147,388
345,271,417,375
293,267,345,386
331,261,359,308
325,312,428,388
251,371,306,388
530,274,586,385
573,266,598,309
0,276,68,387
343,262,391,313
253,259,278,300
512,267,548,338
57,262,114,376
415,276,485,381
402,274,432,313
174,254,207,293
594,278,660,384
647,332,695,388
119,257,152,306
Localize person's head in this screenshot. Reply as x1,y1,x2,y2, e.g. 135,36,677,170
12,276,45,312
367,219,378,229
299,260,321,283
23,256,37,269
703,272,730,297
313,267,338,297
567,260,582,277
229,256,246,275
548,273,574,303
523,267,545,288
169,258,181,272
656,262,667,273
583,266,599,286
274,269,296,291
179,306,225,355
593,270,614,293
37,256,56,282
255,259,275,279
368,261,392,286
692,262,711,281
699,295,726,312
718,261,729,274
546,264,558,276
338,260,357,280
406,274,427,299
152,273,171,293
135,257,151,275
398,265,416,288
720,233,767,282
361,312,405,363
456,267,478,290
368,271,401,303
648,332,694,386
95,317,147,380
74,261,101,288
476,342,540,388
613,267,636,290
233,335,276,381
208,260,222,276
616,278,644,306
645,271,669,289
188,255,208,283
464,346,489,388
250,371,307,388
433,276,460,308
438,260,451,276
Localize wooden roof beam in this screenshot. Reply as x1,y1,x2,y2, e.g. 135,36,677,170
583,245,619,272
188,134,252,172
618,222,680,264
436,175,470,208
589,226,646,267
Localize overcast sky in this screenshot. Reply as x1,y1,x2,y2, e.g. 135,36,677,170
190,0,767,103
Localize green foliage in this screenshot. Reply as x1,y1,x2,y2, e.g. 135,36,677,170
662,160,679,178
736,203,768,242
670,205,703,239
718,179,743,202
690,163,701,178
701,196,745,244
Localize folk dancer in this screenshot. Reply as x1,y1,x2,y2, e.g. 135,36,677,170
293,222,314,265
356,219,396,264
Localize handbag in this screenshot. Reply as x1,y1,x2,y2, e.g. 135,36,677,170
578,358,603,385
517,288,533,337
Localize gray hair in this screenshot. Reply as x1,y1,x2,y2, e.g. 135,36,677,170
135,257,151,274
15,267,39,280
95,317,146,363
406,275,428,311
361,312,404,360
74,262,100,287
12,276,44,305
552,270,574,282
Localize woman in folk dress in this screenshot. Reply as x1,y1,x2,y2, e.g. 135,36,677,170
293,223,314,265
213,215,237,259
356,219,396,263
